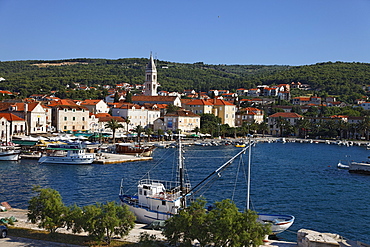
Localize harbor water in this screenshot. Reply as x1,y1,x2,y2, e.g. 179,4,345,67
0,141,369,243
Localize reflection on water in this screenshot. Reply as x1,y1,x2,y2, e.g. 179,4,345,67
0,143,369,243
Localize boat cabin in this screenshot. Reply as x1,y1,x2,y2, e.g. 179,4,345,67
136,179,187,215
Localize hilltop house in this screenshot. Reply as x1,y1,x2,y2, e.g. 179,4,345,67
292,96,322,106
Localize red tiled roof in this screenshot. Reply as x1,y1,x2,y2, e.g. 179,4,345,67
98,116,125,122
165,110,200,117
186,99,213,106
269,112,303,118
206,99,234,106
132,96,178,102
94,113,111,118
80,99,102,105
48,99,78,107
0,113,24,121
0,102,40,112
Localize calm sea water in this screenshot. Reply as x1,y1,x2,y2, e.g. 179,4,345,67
0,142,369,243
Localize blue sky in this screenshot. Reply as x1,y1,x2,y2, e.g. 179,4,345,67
1,0,369,65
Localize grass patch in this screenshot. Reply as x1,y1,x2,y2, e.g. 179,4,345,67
8,226,136,246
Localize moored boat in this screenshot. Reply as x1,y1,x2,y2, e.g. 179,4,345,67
0,145,21,161
38,144,95,165
349,157,370,174
119,139,190,223
256,214,295,235
337,160,350,169
119,139,294,235
115,143,154,157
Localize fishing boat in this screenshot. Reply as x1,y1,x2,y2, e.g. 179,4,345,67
115,143,154,157
348,157,370,174
38,144,95,165
119,139,190,223
242,140,295,235
119,139,295,235
0,144,21,161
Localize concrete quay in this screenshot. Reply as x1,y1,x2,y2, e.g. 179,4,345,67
93,152,152,164
1,209,368,247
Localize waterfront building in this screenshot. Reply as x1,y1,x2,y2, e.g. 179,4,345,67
268,112,303,136
132,95,181,107
0,113,26,141
49,103,89,132
161,109,200,133
112,102,160,130
184,99,214,115
235,107,264,126
0,102,48,134
79,99,109,114
208,98,236,127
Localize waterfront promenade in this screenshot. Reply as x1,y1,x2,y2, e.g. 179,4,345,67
1,208,364,247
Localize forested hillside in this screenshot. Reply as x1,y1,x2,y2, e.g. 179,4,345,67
0,58,369,102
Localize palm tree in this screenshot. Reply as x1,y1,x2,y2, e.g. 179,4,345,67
133,125,144,145
167,130,173,141
275,117,288,137
104,119,123,144
193,127,200,136
337,120,349,139
257,122,269,137
145,128,153,142
124,117,131,133
157,129,165,142
297,119,310,138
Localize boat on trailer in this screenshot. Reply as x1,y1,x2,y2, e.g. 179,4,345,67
119,139,294,234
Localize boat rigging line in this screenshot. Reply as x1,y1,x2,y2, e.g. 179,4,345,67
185,144,251,198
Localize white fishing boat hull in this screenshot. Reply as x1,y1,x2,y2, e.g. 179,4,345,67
349,162,370,174
257,213,295,235
0,149,20,161
123,202,175,224
38,155,95,164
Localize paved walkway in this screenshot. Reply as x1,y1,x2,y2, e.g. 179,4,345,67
0,236,83,247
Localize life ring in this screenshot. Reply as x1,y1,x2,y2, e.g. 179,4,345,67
159,192,165,198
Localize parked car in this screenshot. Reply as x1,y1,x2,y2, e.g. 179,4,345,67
146,220,166,230
0,225,7,238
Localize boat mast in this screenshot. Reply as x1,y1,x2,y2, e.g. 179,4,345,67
246,137,252,211
179,137,186,208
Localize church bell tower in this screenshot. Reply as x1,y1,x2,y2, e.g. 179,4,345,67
144,53,158,96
